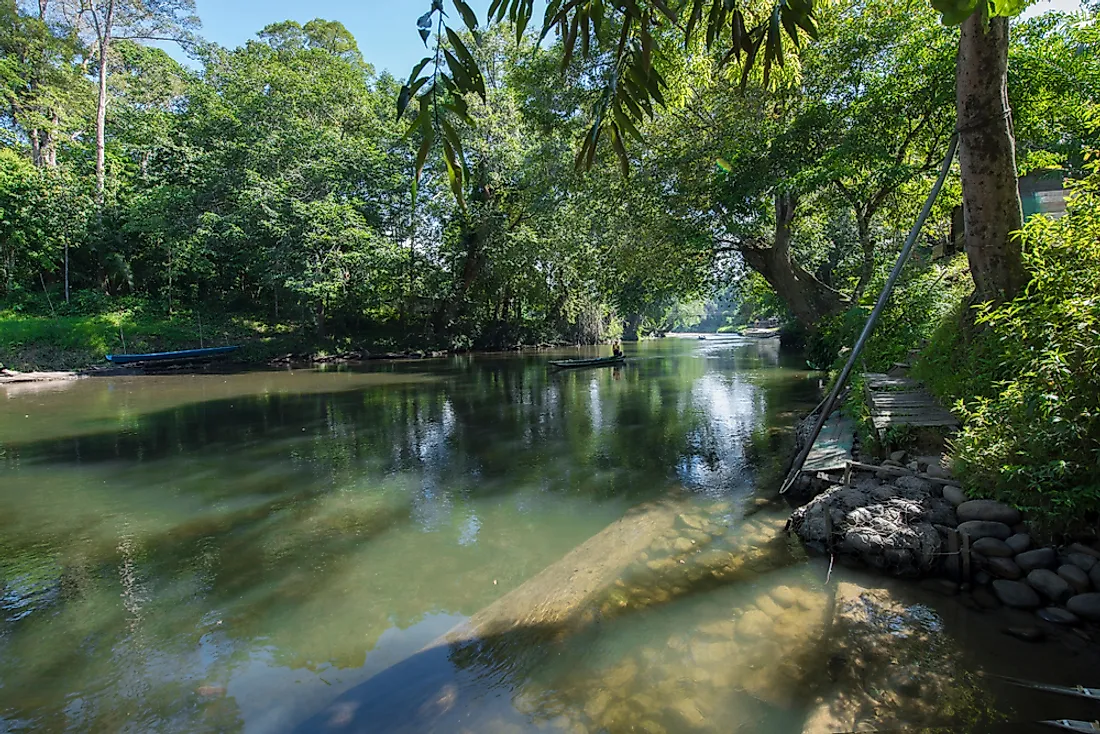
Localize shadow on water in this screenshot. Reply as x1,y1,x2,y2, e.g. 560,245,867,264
0,338,841,732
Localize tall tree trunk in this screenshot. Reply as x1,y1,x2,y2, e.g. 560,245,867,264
740,193,848,329
957,13,1025,304
852,211,875,301
94,2,115,204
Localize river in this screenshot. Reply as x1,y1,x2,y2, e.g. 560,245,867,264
1,336,1096,733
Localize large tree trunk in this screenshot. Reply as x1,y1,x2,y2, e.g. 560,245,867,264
95,33,109,203
957,13,1025,304
852,210,874,302
94,1,115,204
740,193,848,329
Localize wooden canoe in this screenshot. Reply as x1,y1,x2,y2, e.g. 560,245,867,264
548,356,625,369
105,345,240,365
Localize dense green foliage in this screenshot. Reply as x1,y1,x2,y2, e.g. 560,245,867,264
916,159,1100,525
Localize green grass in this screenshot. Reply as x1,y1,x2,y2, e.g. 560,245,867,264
0,296,320,371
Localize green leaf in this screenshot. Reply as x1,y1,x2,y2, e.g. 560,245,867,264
407,56,432,85
613,104,644,143
444,48,474,92
453,0,479,31
417,11,434,29
419,27,431,45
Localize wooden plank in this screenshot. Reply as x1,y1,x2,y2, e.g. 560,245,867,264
871,416,960,429
843,460,962,487
803,413,855,472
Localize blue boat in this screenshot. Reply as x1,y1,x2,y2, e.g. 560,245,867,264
105,345,240,365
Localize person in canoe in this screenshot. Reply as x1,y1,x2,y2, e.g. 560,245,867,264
612,340,623,358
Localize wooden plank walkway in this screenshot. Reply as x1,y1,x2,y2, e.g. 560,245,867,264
863,372,958,438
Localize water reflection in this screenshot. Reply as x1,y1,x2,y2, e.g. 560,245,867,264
0,338,827,732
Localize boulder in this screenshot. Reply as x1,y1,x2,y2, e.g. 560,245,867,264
957,521,1012,541
925,464,952,480
1091,564,1100,592
1067,542,1100,559
942,485,967,507
1026,569,1073,604
956,500,1021,526
1005,533,1032,555
1037,607,1080,626
972,537,1013,558
1064,553,1097,573
983,556,1023,580
992,580,1041,609
889,450,907,463
1066,593,1100,622
1015,548,1057,573
1057,565,1091,595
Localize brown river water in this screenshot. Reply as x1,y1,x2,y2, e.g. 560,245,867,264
0,336,1096,733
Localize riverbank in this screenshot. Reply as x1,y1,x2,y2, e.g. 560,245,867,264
0,306,602,374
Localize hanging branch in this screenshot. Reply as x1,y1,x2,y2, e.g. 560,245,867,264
401,0,819,201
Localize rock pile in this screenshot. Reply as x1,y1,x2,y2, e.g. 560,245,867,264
939,488,1100,626
787,475,956,576
788,453,1100,629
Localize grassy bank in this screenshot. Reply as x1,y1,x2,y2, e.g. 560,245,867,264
0,306,305,371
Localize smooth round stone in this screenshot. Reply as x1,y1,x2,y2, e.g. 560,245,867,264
1016,547,1057,573
1005,533,1032,555
677,513,705,530
984,556,1023,580
889,450,907,463
1003,626,1046,643
958,520,1012,540
1037,607,1080,626
1065,553,1097,573
957,500,1021,526
972,537,1014,558
1067,542,1100,559
770,585,797,608
1066,593,1100,622
737,610,772,639
942,485,967,507
1058,565,1092,595
1026,569,1073,604
1091,564,1100,591
992,579,1041,609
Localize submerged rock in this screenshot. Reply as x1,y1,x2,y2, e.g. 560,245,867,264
992,580,1041,609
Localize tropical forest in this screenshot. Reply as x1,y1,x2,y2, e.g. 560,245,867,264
2,0,1100,731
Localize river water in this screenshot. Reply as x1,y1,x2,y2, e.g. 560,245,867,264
1,337,1096,733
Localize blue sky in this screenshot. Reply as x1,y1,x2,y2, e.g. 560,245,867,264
182,0,491,77
177,0,1080,75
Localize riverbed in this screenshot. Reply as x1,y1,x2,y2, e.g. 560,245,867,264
1,336,1096,733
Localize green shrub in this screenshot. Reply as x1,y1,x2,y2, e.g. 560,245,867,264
947,158,1100,527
